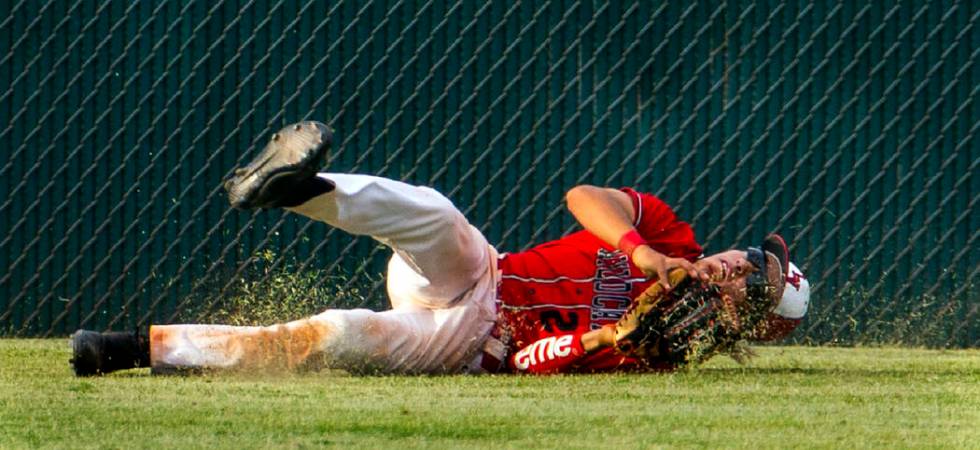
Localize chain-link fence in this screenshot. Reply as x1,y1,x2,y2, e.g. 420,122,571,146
1,0,976,346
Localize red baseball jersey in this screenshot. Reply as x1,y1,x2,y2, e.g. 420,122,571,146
496,188,702,373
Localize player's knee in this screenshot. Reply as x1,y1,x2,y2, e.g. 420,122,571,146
311,309,377,343
310,309,388,372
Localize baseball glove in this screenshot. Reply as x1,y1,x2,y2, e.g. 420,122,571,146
614,247,784,367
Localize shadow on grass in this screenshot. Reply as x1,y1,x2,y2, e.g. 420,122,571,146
697,366,973,377
92,366,972,380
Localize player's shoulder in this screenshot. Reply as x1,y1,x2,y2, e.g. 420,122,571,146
616,187,678,224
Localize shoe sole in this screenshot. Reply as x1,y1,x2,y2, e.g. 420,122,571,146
225,121,333,209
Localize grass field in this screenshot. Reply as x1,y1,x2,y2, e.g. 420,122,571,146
1,340,978,449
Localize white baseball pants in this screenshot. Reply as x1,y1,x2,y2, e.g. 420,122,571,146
149,174,499,374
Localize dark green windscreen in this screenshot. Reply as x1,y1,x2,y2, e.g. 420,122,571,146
0,1,976,346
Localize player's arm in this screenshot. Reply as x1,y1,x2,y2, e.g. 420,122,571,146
565,185,706,287
581,325,615,352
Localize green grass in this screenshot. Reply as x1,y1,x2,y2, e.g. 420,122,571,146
1,340,978,449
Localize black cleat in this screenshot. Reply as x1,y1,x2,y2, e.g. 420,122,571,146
70,330,103,376
70,330,150,376
224,121,333,209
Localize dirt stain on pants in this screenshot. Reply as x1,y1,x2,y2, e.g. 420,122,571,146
150,319,335,372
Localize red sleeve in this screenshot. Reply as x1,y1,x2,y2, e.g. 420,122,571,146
620,188,702,261
509,333,587,374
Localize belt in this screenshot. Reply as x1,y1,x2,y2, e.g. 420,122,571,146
480,248,508,373
479,335,507,373
478,316,509,373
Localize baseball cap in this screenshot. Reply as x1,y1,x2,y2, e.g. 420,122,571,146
773,261,810,319
749,234,811,341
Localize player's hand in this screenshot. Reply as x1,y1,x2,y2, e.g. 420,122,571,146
631,245,706,289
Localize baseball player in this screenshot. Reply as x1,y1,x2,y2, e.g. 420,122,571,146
70,121,810,376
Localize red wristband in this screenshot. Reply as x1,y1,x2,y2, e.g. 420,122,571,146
617,230,647,257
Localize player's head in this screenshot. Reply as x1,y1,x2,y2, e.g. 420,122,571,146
697,234,811,341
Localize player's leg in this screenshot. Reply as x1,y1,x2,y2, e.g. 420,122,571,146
288,174,490,309
147,296,495,374
71,269,496,376
223,121,491,308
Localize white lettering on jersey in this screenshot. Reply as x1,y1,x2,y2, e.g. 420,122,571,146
513,335,575,371
591,249,636,329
